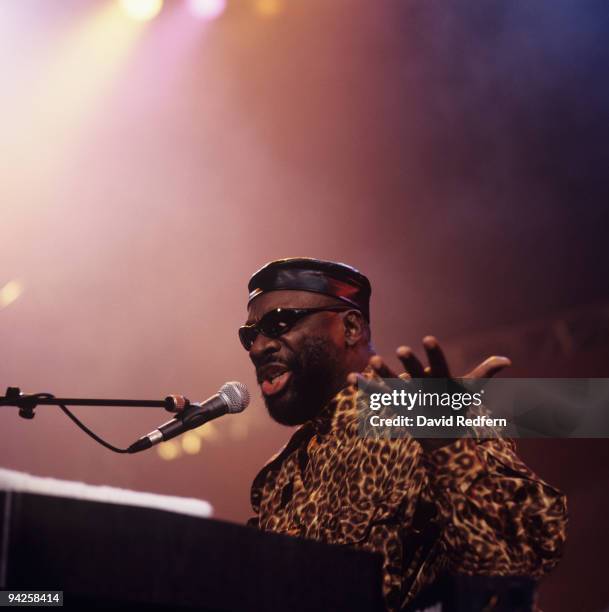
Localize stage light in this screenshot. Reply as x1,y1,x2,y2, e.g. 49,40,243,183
0,280,24,310
254,0,283,18
157,440,180,460
188,0,227,20
194,422,219,441
119,0,164,22
5,1,148,190
181,432,202,455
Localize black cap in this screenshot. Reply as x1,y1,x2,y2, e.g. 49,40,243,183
247,257,371,322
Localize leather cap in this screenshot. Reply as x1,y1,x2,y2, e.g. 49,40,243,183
247,257,371,322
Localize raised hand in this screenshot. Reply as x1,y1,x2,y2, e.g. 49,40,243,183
348,336,511,451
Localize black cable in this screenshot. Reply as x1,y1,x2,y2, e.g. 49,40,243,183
57,402,130,454
7,393,130,454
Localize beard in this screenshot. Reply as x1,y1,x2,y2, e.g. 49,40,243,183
261,336,343,427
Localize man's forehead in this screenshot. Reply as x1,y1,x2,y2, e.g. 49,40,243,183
246,290,340,321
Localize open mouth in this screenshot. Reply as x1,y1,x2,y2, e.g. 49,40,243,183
257,364,292,397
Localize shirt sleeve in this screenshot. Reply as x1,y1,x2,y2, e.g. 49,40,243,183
421,437,567,577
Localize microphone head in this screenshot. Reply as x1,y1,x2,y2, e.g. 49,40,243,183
219,381,250,413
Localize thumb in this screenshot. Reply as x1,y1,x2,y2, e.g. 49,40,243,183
465,355,511,379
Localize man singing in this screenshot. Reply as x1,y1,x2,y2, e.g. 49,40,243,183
241,258,567,610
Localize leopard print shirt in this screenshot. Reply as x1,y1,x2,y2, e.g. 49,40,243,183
249,376,568,610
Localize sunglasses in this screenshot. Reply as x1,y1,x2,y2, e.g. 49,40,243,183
238,306,351,351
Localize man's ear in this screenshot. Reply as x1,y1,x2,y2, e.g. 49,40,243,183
343,310,366,346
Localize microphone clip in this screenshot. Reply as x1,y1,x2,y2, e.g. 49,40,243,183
4,387,42,420
163,395,192,414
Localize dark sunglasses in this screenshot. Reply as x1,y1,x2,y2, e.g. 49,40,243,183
238,306,350,351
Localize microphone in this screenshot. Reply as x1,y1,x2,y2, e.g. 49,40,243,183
128,382,250,454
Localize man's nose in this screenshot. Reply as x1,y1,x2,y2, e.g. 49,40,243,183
249,332,281,360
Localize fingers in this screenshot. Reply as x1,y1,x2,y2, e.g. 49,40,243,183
347,355,398,396
396,346,424,378
347,372,360,386
369,354,398,379
347,372,390,396
465,355,511,379
422,336,451,378
348,340,508,387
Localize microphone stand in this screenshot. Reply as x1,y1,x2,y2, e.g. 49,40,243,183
0,387,196,454
0,387,191,419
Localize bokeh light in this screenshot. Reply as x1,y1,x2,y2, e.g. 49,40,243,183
119,0,164,22
181,432,202,454
194,422,219,441
254,0,283,18
157,440,180,460
0,280,24,310
188,0,227,20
